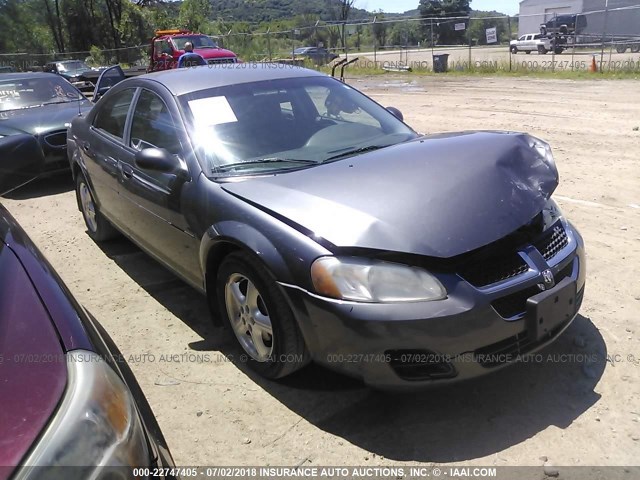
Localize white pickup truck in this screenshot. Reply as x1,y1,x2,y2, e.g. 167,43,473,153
510,33,563,55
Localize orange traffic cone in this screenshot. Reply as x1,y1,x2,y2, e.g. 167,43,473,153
589,55,598,73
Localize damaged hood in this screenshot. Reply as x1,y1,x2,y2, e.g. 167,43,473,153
222,132,558,258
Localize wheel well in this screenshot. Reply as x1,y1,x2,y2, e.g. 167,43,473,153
204,241,242,323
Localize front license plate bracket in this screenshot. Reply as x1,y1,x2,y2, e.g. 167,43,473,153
526,277,577,342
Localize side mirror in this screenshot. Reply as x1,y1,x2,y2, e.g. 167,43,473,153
386,106,404,122
0,134,45,195
134,148,181,173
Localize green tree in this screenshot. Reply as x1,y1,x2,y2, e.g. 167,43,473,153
419,0,470,45
371,11,387,47
179,0,211,32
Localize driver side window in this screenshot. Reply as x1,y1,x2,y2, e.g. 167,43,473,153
130,90,181,155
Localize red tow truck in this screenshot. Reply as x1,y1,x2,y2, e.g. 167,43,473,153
148,29,238,72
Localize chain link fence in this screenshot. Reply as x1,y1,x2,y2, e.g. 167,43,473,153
2,4,639,74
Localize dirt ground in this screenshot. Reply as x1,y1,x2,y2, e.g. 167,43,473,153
3,76,640,471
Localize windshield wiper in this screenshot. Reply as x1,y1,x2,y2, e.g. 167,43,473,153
216,157,317,172
324,144,390,162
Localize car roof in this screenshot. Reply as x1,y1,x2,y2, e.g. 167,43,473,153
137,63,326,97
0,72,61,81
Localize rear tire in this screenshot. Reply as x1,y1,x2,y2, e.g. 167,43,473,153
631,43,640,53
216,251,310,379
538,45,547,54
525,50,531,54
76,173,119,242
616,44,628,54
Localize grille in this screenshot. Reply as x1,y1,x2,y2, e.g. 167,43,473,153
534,222,568,261
491,285,540,319
458,253,529,288
386,349,456,381
43,130,67,149
491,260,576,319
207,57,237,65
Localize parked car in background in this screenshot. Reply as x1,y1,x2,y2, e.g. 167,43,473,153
510,33,564,54
0,72,92,174
43,59,95,90
68,65,585,390
540,14,587,36
149,29,237,72
0,134,176,479
0,66,16,73
293,46,339,65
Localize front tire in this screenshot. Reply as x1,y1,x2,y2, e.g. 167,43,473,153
76,173,119,242
217,251,310,379
510,46,518,54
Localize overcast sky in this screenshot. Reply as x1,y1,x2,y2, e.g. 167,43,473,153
360,0,520,15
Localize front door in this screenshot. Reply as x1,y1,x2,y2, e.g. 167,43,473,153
117,88,201,287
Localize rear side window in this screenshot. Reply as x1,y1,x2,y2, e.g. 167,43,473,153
93,88,135,139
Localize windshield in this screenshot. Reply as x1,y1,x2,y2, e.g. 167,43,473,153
0,76,83,112
179,76,417,176
172,35,218,50
58,60,90,72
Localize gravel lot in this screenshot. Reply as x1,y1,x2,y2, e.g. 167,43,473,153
3,75,640,470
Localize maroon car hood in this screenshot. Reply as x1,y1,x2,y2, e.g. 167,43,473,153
0,242,67,475
195,48,236,59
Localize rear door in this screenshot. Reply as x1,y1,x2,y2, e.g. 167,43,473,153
525,34,535,51
83,87,137,224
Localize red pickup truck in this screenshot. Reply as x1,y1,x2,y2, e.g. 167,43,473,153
148,29,238,72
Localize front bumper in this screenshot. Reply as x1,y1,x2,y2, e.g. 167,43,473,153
281,221,586,390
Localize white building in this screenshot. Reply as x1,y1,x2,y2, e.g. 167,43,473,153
518,0,640,39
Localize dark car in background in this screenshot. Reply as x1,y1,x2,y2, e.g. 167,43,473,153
0,134,175,479
68,65,585,390
540,14,587,36
0,72,92,174
293,46,338,65
43,59,95,90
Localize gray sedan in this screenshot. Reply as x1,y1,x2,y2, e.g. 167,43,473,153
68,64,585,389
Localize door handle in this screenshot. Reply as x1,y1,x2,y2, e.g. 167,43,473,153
121,163,134,179
81,141,91,152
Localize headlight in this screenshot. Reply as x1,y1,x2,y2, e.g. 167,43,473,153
16,350,150,478
311,256,446,303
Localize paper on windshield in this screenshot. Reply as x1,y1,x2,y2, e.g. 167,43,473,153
188,96,237,127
